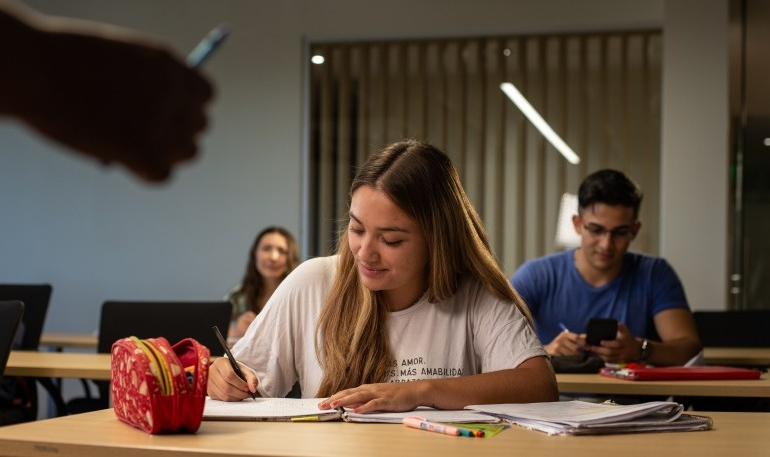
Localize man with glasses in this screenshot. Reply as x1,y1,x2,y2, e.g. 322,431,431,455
510,169,702,366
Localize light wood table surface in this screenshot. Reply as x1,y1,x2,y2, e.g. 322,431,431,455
39,332,98,351
8,350,769,397
703,347,770,367
5,350,112,380
0,409,767,457
556,372,770,397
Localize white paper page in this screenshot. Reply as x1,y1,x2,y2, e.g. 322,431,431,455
345,407,499,424
203,397,337,420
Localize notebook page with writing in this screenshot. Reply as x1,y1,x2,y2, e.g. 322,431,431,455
203,397,340,421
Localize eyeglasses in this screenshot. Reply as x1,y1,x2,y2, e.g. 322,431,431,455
582,223,636,241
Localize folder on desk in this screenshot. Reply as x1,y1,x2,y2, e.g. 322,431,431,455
600,365,762,381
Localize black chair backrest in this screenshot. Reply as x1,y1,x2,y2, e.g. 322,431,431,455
693,310,770,347
0,284,52,350
97,301,233,354
0,301,25,385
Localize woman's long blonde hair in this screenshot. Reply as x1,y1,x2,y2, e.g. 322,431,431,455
315,140,531,397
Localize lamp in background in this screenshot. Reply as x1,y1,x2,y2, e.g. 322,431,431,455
555,193,581,249
500,82,580,165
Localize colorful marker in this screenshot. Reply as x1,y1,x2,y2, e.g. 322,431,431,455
402,417,484,438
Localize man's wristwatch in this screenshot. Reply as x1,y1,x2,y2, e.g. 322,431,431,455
638,338,652,362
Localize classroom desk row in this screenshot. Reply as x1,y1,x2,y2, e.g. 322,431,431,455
39,332,98,350
0,408,768,457
38,331,770,366
6,350,770,398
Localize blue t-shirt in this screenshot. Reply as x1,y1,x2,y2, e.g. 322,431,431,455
510,249,690,344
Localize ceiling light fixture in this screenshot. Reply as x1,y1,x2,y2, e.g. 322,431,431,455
500,82,580,164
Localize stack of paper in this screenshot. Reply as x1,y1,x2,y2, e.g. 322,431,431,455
465,400,713,435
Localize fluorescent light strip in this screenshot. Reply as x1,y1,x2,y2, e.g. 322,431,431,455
500,82,580,165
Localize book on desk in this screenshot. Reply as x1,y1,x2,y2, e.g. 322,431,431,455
465,400,713,435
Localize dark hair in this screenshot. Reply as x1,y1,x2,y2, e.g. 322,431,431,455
577,169,643,219
230,226,300,315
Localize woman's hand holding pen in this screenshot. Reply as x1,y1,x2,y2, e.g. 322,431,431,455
318,382,428,414
207,357,259,401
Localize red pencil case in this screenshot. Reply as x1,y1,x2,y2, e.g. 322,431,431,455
111,336,210,434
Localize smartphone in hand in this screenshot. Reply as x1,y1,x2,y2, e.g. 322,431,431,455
586,318,618,345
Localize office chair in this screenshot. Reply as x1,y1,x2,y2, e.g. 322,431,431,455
0,301,25,385
0,284,53,422
693,310,770,347
0,284,52,354
66,300,232,414
678,310,770,412
0,300,25,426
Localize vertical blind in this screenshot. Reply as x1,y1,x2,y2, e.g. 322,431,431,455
308,30,661,275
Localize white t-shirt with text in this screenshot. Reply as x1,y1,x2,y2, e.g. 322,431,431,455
230,255,546,398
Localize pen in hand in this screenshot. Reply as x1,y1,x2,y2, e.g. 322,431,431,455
212,325,257,401
559,322,586,351
187,24,230,68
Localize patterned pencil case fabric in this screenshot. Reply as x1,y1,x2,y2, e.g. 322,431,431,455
111,336,210,434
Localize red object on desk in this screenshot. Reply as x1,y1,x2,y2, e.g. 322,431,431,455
600,365,762,381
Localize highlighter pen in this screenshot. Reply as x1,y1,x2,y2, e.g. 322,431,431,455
187,24,230,68
212,325,258,401
402,417,483,438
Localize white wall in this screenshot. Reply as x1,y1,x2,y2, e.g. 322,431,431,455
1,0,728,337
661,0,729,310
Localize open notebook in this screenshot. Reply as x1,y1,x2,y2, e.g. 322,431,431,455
203,397,498,423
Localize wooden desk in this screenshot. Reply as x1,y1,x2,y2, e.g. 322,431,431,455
0,409,767,457
10,350,769,397
703,347,770,367
39,332,98,351
557,373,770,397
5,351,111,380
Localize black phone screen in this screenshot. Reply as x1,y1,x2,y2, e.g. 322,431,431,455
586,318,618,345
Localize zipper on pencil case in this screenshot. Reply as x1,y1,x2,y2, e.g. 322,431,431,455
130,337,172,396
144,339,177,396
148,337,190,396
